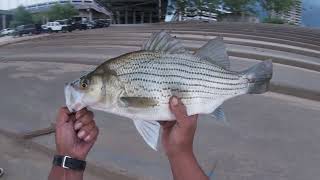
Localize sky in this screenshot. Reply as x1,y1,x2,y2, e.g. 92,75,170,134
302,0,320,27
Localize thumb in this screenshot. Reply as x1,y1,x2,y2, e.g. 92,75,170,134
169,96,188,124
56,107,72,125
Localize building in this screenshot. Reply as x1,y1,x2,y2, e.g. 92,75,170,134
107,0,166,24
0,10,13,30
272,0,302,25
25,0,112,22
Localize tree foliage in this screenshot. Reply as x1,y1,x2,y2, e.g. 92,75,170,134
176,0,188,12
10,6,33,27
222,0,257,14
259,0,296,16
46,3,78,21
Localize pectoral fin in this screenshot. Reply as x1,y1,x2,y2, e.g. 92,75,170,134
120,97,158,108
132,119,160,150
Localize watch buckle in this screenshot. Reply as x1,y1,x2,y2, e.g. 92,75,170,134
62,156,71,169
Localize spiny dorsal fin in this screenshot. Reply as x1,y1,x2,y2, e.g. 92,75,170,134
142,30,186,54
195,36,230,70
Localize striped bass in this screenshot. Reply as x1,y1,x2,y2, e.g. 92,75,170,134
65,31,273,150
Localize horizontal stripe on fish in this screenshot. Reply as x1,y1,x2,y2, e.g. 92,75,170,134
118,72,247,86
127,78,248,91
127,87,244,96
118,66,240,81
118,56,236,75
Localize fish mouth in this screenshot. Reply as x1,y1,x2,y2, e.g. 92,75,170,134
64,83,86,112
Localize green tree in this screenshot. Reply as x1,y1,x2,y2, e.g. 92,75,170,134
10,6,33,27
32,13,46,24
46,3,78,21
259,0,296,17
222,0,257,14
176,0,188,14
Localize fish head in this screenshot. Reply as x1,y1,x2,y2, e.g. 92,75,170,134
65,74,104,112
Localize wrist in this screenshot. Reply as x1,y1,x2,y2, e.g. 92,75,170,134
166,149,194,160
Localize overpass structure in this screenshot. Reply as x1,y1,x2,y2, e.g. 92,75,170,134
25,0,112,21
0,10,12,30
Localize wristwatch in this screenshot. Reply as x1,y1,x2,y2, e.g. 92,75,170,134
53,155,86,171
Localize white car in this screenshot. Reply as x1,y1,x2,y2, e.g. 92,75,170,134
42,21,70,33
0,28,15,36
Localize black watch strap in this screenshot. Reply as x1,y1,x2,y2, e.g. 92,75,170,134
53,155,86,171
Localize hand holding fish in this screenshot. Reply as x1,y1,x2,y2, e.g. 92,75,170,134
161,97,209,180
160,96,198,157
55,107,99,160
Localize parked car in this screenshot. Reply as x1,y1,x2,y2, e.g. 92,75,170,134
0,28,15,37
14,24,41,37
94,19,110,28
86,21,96,29
71,21,88,30
42,21,72,33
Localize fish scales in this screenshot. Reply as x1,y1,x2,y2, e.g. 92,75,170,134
107,51,248,105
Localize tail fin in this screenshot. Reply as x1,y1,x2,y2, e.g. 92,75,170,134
243,60,273,94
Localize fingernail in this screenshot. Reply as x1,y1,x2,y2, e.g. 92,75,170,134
74,122,83,130
84,135,91,141
171,97,179,106
78,130,85,138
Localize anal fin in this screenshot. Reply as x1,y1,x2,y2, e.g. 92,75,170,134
132,119,160,150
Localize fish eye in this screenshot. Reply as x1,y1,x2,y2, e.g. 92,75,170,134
81,83,87,88
80,79,89,89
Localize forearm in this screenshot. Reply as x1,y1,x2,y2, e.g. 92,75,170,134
168,152,209,180
48,166,84,180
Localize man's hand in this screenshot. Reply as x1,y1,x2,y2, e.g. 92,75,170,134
160,97,209,180
55,107,99,160
160,97,198,157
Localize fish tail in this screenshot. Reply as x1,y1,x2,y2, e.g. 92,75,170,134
242,60,273,94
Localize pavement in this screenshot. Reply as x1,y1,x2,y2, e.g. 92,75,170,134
0,23,320,180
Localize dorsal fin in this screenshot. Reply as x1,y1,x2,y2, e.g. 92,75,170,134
195,36,230,70
142,30,186,54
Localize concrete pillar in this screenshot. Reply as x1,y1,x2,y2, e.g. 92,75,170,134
125,8,128,24
133,11,136,24
88,10,93,21
140,12,144,24
116,11,120,24
149,11,152,23
158,0,162,21
2,15,6,30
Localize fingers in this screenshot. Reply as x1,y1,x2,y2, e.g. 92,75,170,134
169,96,198,128
85,127,99,142
77,121,99,142
74,108,94,130
158,121,175,129
56,107,73,124
169,96,188,123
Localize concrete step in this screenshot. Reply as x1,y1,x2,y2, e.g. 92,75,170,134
30,93,320,180
1,58,319,180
